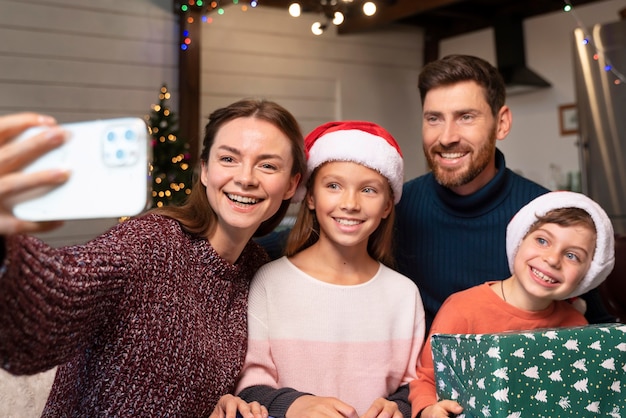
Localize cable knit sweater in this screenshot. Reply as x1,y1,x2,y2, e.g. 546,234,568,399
0,213,269,417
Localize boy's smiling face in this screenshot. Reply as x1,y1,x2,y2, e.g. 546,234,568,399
513,222,596,308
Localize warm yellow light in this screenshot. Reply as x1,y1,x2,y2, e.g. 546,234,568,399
311,21,324,35
288,3,301,17
333,11,344,25
363,2,376,16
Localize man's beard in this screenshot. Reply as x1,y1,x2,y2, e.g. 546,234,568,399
424,128,497,189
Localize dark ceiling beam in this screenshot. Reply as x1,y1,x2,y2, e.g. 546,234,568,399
174,3,201,166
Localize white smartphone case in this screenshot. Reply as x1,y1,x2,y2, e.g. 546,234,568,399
11,117,152,221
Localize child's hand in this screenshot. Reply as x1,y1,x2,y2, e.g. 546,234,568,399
418,400,463,418
209,394,268,418
360,397,402,418
286,394,358,418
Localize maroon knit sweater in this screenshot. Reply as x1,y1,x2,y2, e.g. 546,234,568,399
0,213,269,417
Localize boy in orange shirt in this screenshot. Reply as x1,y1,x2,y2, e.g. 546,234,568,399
409,191,615,418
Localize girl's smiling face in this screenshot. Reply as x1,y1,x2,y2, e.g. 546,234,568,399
307,161,393,251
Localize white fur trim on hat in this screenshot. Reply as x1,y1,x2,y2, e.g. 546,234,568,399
293,127,404,204
506,191,615,299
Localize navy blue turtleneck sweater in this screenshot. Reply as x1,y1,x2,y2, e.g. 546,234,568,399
395,149,612,331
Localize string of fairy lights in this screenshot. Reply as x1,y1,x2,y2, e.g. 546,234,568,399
174,0,624,86
175,0,259,50
563,0,625,86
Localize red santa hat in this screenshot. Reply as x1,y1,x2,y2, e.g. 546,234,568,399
506,191,615,299
293,121,404,204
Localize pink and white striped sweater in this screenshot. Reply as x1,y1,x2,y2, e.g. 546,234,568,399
236,256,425,417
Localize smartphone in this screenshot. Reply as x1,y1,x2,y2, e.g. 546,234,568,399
10,117,152,221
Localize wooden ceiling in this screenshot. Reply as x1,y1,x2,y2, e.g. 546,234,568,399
257,0,605,60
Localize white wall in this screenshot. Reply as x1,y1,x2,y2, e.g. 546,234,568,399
1,1,622,237
0,0,178,246
439,0,625,189
198,4,425,181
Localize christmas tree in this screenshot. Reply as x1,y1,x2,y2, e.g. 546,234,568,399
147,85,192,207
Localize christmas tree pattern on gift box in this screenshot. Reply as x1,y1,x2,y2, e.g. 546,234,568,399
432,324,626,417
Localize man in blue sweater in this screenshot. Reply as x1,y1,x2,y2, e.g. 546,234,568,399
395,54,612,331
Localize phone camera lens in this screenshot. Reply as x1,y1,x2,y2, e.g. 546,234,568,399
107,132,117,142
116,149,125,160
124,130,136,141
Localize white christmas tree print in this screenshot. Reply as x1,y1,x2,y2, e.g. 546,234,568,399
608,406,621,418
573,378,589,393
436,361,446,372
572,358,587,371
493,387,509,402
535,389,548,402
589,340,602,350
610,380,621,392
477,377,486,389
545,330,558,339
481,405,492,417
437,379,446,391
549,370,563,381
468,396,476,408
461,357,467,373
487,346,501,359
451,348,457,365
512,348,525,358
451,388,459,400
493,367,509,380
585,401,601,413
540,350,555,359
523,366,540,379
470,355,476,370
522,332,536,340
506,412,521,418
617,342,626,352
601,357,616,370
558,396,571,410
564,339,580,351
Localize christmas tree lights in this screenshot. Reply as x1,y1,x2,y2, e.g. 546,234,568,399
147,85,193,207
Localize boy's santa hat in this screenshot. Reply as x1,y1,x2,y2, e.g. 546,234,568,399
506,191,615,299
293,121,404,204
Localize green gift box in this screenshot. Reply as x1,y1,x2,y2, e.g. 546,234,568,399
431,324,626,417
